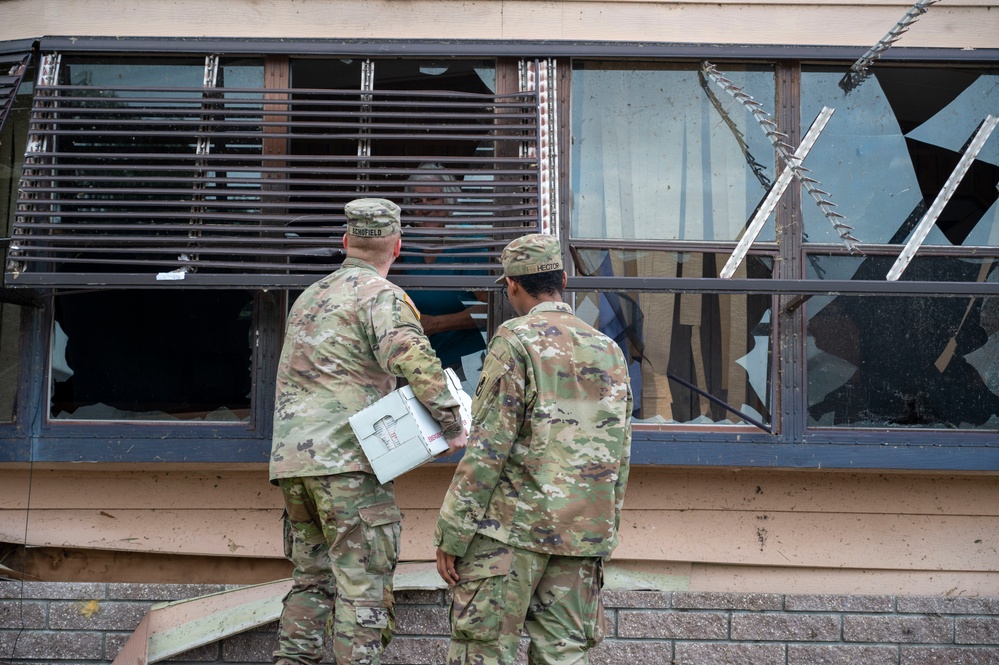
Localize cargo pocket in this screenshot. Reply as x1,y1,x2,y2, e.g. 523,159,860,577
355,605,390,629
281,510,293,560
450,544,515,643
349,603,394,663
583,559,606,648
358,501,403,577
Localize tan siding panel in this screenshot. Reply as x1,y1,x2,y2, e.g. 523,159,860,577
1,0,995,49
395,466,456,509
7,505,993,572
621,468,999,516
405,467,999,517
2,471,30,510
685,562,999,595
3,468,996,516
610,558,999,595
0,468,442,511
500,3,992,48
0,469,284,510
0,509,283,558
618,509,999,571
2,468,997,577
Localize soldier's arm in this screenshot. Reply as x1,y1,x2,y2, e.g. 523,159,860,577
370,289,463,440
435,334,525,557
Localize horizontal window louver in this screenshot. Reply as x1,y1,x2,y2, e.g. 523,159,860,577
5,61,542,288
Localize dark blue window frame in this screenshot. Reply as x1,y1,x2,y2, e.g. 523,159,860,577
0,40,996,470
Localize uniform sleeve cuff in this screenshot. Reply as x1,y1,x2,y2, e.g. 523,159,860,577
442,416,464,440
434,521,472,557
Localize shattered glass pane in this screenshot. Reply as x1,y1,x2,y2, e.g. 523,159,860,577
50,290,254,422
806,255,999,429
571,62,776,242
801,66,999,247
574,248,773,428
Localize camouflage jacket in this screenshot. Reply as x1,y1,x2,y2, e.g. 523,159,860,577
269,257,463,484
435,301,632,558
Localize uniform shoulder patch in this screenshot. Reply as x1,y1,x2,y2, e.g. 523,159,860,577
402,292,421,320
474,365,492,398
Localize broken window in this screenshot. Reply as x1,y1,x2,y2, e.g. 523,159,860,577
286,58,508,385
570,61,777,242
2,47,995,459
23,57,264,421
569,61,776,428
574,248,773,428
50,289,254,421
6,54,268,285
284,57,535,272
801,66,999,247
801,65,999,430
4,54,542,425
806,255,999,429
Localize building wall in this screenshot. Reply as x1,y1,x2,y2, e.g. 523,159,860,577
1,0,996,50
2,465,997,596
2,581,999,664
1,2,998,657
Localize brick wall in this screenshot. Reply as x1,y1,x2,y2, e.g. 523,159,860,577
2,582,998,664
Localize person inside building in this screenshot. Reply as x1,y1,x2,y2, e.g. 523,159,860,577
402,163,488,382
434,233,633,664
269,198,468,665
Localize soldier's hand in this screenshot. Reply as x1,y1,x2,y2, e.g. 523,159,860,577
440,431,467,457
436,548,459,587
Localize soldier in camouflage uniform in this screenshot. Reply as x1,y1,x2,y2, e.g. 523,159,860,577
270,198,468,665
435,233,632,665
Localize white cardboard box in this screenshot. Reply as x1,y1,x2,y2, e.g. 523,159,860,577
350,368,472,484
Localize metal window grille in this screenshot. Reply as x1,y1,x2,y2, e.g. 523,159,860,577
5,55,544,288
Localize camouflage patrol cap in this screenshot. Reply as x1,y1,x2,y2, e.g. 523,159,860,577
344,198,402,238
495,233,563,283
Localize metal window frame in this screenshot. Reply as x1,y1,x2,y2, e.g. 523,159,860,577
32,36,999,62
0,43,996,467
559,57,999,462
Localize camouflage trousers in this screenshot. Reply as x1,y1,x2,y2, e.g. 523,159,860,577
274,472,401,665
447,533,605,665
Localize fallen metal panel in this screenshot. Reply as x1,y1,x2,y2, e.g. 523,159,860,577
112,613,152,664
108,563,471,664
112,578,292,665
